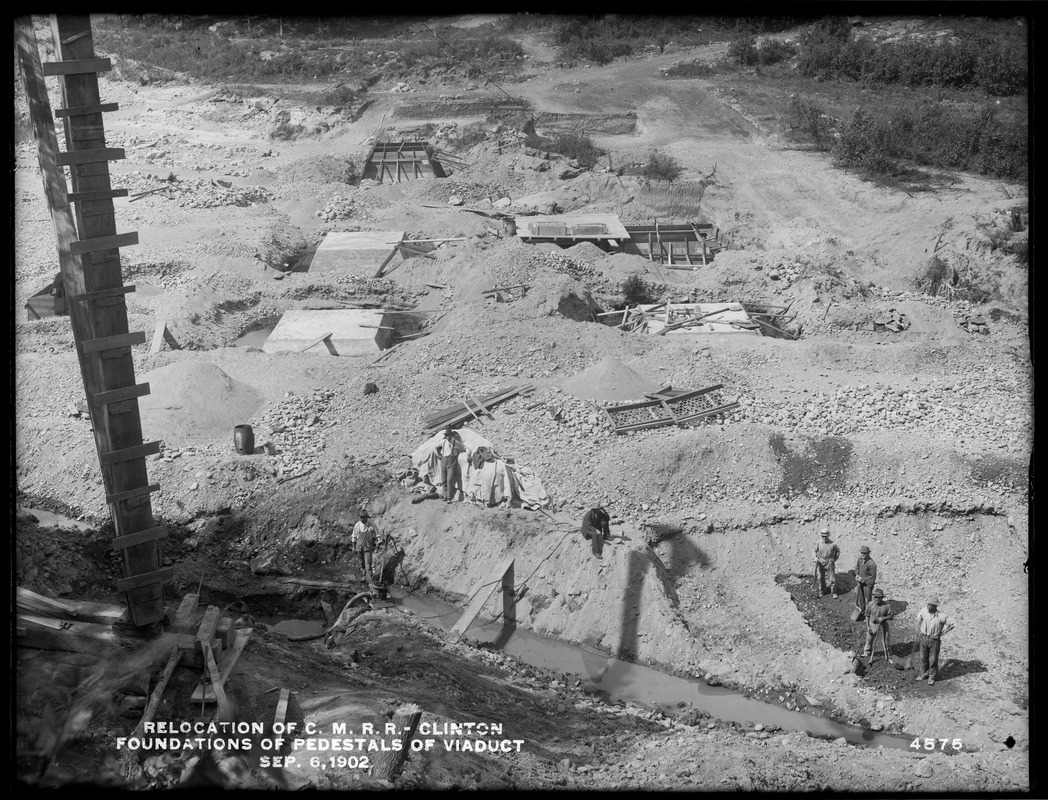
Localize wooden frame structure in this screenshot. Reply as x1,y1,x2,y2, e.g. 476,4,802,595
362,141,446,183
622,222,723,266
604,384,739,434
17,15,168,626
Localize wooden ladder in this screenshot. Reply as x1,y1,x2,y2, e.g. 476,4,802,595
17,15,170,626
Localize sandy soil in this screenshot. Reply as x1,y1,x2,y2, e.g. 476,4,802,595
14,14,1030,791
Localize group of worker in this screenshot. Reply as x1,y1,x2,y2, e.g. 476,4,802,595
815,528,955,685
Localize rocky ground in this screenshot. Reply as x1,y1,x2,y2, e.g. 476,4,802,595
14,14,1030,792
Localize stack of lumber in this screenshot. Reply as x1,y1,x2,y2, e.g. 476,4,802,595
422,385,534,434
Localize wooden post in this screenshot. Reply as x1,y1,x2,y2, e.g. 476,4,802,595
18,16,164,626
370,703,423,782
502,561,515,625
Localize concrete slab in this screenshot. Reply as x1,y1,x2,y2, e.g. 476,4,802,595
517,213,629,242
308,231,406,277
261,309,389,356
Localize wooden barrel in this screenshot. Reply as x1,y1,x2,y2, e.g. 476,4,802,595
234,424,254,455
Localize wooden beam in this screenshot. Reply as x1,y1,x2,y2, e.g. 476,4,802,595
16,587,80,619
54,101,119,117
202,643,230,712
111,524,167,551
69,284,135,303
54,147,125,166
298,332,333,353
150,319,168,354
94,382,149,406
132,645,181,739
67,188,128,202
274,688,291,727
41,56,112,76
196,605,222,645
115,567,174,592
105,483,160,505
172,593,200,632
82,330,146,353
447,557,515,644
191,628,252,703
68,231,138,255
373,246,399,278
99,440,162,466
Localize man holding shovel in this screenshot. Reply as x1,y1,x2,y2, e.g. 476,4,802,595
854,545,878,619
861,588,893,666
813,528,840,598
914,596,955,685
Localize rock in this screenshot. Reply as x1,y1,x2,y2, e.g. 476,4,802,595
249,552,292,576
833,737,848,746
493,197,512,209
448,195,463,206
914,759,934,778
804,695,822,706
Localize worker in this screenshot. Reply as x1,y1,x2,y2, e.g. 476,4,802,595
351,509,379,582
861,588,894,664
854,545,877,616
439,426,465,502
813,528,840,598
581,504,612,559
914,596,955,685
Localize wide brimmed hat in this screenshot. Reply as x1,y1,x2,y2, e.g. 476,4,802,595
873,588,885,598
926,595,940,606
860,545,871,554
820,528,830,536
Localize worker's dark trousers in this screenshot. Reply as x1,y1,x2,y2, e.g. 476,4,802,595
856,582,873,611
443,455,462,501
589,531,605,557
862,622,890,658
816,560,837,594
918,633,941,679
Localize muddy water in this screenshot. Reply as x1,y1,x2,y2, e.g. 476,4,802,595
235,325,275,348
20,506,95,532
390,587,920,752
258,616,326,638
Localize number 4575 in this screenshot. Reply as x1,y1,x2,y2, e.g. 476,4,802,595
911,738,962,751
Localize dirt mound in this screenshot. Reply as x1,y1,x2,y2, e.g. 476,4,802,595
559,356,661,402
138,360,263,446
276,154,359,184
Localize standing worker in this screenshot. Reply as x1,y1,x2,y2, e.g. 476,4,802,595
854,545,877,617
351,509,379,583
813,528,841,598
581,503,612,560
439,427,465,503
861,588,894,665
914,596,955,685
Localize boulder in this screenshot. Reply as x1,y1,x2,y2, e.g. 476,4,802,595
250,552,292,576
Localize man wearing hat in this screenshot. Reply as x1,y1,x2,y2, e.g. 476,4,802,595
854,545,878,617
351,509,379,581
813,528,841,598
581,503,612,559
914,596,955,685
861,588,894,665
439,426,466,503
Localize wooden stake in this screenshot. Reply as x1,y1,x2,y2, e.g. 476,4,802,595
131,645,181,738
370,704,423,781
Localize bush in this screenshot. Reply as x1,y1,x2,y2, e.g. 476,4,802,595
728,34,759,66
639,151,682,181
784,95,832,150
757,38,797,66
621,274,654,304
547,132,604,168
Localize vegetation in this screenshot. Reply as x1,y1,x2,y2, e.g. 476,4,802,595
784,95,832,150
621,274,655,305
637,151,683,181
795,16,1027,96
524,131,604,169
727,34,796,67
445,121,489,153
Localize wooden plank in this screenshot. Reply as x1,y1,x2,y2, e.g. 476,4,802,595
68,231,138,254
469,395,492,417
299,332,333,353
460,399,484,424
111,524,167,551
447,557,515,644
216,617,235,649
41,56,112,76
99,440,162,466
82,330,146,353
196,605,222,644
115,566,174,592
373,247,399,278
69,284,135,303
274,688,291,727
396,243,436,259
67,188,129,202
132,645,181,739
191,628,252,703
64,598,127,625
94,382,149,406
149,319,168,354
202,643,230,711
16,587,79,618
54,101,119,117
54,147,125,166
105,482,160,505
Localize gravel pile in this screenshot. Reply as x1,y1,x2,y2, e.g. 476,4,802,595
250,387,340,478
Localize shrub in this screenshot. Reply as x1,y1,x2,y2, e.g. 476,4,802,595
728,34,759,66
639,151,682,181
784,95,832,150
621,274,654,304
757,38,797,66
547,132,603,168
913,255,953,295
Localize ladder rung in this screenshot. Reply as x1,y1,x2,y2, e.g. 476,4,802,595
55,147,125,166
54,102,119,118
70,284,135,303
70,232,138,255
41,57,112,76
67,189,129,203
116,566,174,593
60,30,92,46
106,483,160,506
99,440,162,466
94,383,150,406
82,331,146,353
111,525,168,551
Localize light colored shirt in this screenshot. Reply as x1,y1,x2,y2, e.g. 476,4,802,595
440,436,463,458
814,540,840,564
916,607,954,639
352,520,376,548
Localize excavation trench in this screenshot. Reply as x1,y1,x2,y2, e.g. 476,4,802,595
259,586,928,754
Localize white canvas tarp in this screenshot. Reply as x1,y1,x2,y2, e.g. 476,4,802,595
409,429,551,510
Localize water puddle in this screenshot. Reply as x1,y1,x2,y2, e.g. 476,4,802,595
19,506,96,532
258,616,326,638
235,326,275,348
390,587,922,752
